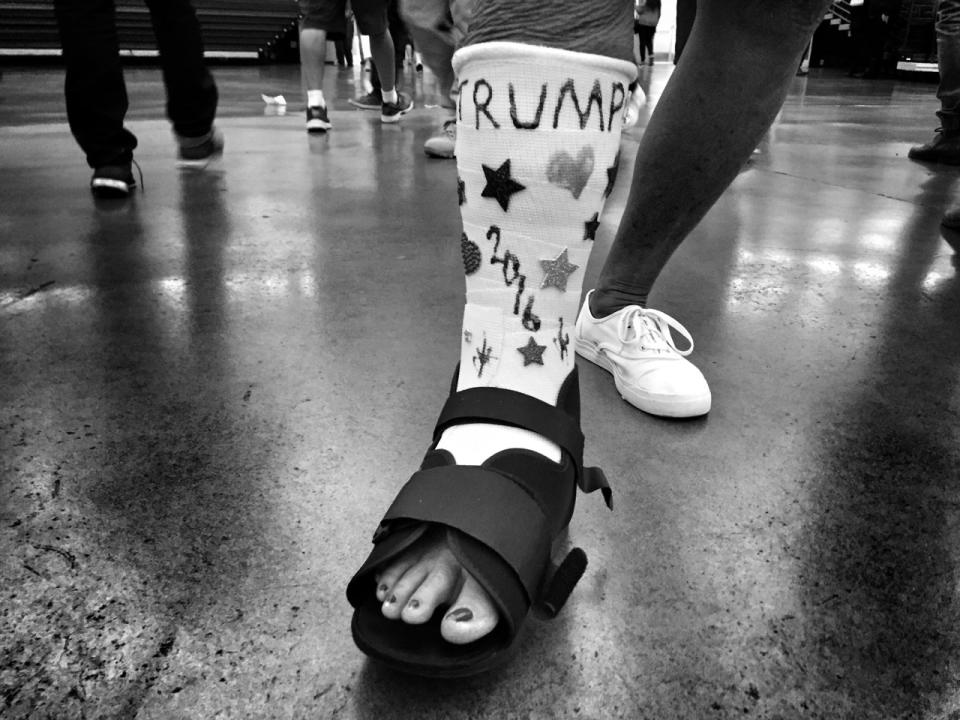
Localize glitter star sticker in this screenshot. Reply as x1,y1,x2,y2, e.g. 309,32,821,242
481,159,526,211
517,336,546,366
539,248,579,291
583,213,600,242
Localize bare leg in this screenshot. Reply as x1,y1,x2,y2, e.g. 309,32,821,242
367,30,399,93
299,25,328,97
591,0,832,315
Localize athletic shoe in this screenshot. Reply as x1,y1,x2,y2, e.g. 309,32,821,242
381,92,413,123
306,106,331,133
90,162,136,198
348,90,382,110
177,127,224,168
575,290,711,418
424,119,456,158
908,129,960,164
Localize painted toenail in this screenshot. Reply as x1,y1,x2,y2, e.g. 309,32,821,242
387,595,397,604
378,584,388,594
449,607,473,622
408,599,420,610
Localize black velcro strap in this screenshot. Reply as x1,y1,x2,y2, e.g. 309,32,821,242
580,466,613,510
434,387,585,465
382,466,551,604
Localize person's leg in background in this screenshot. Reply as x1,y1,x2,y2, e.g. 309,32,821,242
637,25,654,64
388,0,411,75
53,0,139,197
644,25,656,64
399,0,473,157
143,0,222,166
352,0,414,122
299,0,345,133
909,0,960,163
344,13,355,66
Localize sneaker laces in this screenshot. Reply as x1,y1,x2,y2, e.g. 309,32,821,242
132,159,144,193
617,307,694,356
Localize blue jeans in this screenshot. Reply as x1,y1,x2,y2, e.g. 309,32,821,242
937,0,960,129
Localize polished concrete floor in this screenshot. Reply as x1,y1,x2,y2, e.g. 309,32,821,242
2,59,960,719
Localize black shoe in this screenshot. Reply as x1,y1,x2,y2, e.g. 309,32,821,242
380,92,413,123
306,106,331,133
908,129,960,164
348,90,382,110
90,162,136,198
177,128,224,168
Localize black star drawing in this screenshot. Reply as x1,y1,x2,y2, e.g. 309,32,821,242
583,213,600,242
517,336,546,366
604,154,620,199
539,248,579,291
458,177,466,206
481,160,526,211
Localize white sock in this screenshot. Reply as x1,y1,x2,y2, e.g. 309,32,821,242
382,88,398,104
438,42,635,464
307,89,325,108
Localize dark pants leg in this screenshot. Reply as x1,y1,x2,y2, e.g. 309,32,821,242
54,0,137,168
143,0,218,138
638,26,655,61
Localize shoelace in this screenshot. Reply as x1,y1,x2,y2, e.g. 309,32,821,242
132,159,144,193
617,306,694,356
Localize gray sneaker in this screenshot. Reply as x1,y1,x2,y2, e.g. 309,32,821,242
424,119,456,158
177,127,224,167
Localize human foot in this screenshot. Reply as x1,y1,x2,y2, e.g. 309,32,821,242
373,423,561,644
374,526,497,644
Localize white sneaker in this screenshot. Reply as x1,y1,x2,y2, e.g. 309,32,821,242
424,118,456,158
575,290,711,417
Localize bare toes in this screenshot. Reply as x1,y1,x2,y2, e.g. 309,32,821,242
381,563,430,620
400,560,460,624
440,574,498,645
375,555,417,603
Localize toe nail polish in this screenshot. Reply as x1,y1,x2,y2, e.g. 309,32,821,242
377,584,388,594
387,595,397,605
408,599,420,610
449,607,473,623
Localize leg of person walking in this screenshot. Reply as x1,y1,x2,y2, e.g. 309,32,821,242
53,0,139,196
298,0,344,132
576,0,830,420
399,0,473,157
144,0,222,166
353,0,414,122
